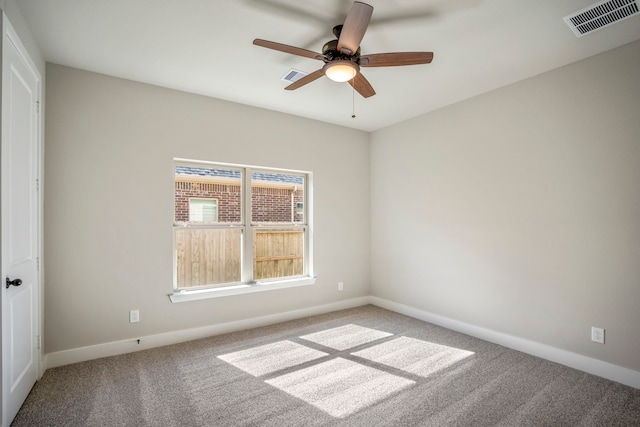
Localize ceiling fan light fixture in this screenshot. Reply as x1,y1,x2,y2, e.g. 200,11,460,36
323,60,359,82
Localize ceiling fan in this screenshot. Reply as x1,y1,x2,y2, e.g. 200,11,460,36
253,1,434,98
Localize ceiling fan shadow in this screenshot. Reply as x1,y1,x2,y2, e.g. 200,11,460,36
244,0,351,53
369,0,483,28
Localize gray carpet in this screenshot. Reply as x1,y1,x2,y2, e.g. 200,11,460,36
12,305,640,426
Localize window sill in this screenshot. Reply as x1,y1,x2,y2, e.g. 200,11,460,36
169,277,317,303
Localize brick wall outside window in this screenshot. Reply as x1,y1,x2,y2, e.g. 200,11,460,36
175,181,304,223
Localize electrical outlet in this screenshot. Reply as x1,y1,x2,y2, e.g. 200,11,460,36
591,326,604,344
130,309,140,323
338,282,344,291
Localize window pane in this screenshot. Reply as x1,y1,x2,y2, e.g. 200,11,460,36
175,165,242,224
253,228,304,280
251,171,305,224
175,228,242,288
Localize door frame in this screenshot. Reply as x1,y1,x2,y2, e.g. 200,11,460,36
1,10,44,423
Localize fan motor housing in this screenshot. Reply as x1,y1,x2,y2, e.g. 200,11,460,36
322,39,361,63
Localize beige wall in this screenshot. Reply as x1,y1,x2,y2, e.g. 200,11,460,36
370,40,640,372
44,64,370,353
44,39,640,373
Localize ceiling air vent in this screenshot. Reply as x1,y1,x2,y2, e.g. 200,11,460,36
281,69,308,83
564,0,639,37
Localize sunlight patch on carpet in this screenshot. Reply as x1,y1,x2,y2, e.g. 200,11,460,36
299,324,393,350
217,340,328,376
352,336,474,377
265,357,415,418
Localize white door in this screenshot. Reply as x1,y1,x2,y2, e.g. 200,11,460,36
1,15,41,426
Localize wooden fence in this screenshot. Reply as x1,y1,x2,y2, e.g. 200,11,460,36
175,228,242,288
175,228,303,288
254,229,304,280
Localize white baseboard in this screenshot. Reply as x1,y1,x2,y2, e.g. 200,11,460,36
44,295,640,390
45,296,370,369
369,296,640,389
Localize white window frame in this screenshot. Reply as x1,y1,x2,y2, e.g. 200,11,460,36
171,159,315,303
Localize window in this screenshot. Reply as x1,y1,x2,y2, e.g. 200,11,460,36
173,160,313,297
188,198,218,222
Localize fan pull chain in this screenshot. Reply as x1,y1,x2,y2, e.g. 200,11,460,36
351,84,356,118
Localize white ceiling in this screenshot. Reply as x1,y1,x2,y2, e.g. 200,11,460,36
16,0,640,132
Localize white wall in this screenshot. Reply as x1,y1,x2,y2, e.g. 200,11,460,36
370,40,640,372
44,64,370,353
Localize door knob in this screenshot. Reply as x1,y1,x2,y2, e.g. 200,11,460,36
5,277,22,289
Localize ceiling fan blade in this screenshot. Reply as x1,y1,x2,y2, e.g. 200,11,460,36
337,2,373,56
348,72,375,98
285,69,326,91
253,39,325,61
360,52,434,67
